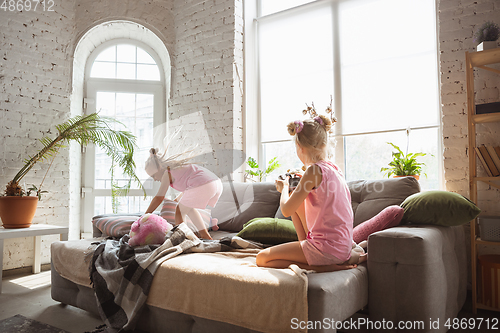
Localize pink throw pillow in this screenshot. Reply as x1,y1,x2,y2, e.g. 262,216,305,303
353,205,404,243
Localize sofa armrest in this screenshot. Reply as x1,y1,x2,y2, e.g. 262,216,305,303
368,225,467,333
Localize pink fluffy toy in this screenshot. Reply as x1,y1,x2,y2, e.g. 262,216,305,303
128,213,173,247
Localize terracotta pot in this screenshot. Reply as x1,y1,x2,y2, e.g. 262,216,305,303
0,196,38,228
394,175,420,180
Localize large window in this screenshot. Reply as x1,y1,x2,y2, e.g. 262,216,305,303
82,40,166,225
250,0,441,189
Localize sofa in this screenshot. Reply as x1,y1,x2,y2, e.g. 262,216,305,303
50,177,467,333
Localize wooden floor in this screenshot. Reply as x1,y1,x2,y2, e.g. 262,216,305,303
0,268,499,333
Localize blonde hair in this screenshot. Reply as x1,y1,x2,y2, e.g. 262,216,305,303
144,128,198,176
287,114,334,163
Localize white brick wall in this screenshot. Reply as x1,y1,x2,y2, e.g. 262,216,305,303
1,0,243,271
1,3,75,270
168,0,245,180
438,0,500,285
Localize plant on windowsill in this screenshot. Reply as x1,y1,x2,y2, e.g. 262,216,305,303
0,112,144,229
380,142,429,180
474,21,500,51
245,157,281,182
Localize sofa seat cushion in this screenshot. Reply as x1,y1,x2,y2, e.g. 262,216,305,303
308,265,368,327
147,251,309,333
51,238,101,286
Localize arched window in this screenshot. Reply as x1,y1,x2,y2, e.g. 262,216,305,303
81,39,166,227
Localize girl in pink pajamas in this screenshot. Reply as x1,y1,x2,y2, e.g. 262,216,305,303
144,148,222,239
256,115,366,271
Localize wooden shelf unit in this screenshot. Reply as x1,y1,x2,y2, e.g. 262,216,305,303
466,48,500,314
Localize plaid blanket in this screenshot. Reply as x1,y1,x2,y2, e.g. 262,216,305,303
90,222,262,333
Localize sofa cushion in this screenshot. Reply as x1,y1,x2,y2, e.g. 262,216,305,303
212,182,280,232
353,205,404,243
348,177,420,227
236,217,298,245
400,190,481,226
92,214,140,237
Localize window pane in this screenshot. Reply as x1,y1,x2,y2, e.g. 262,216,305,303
136,94,154,117
90,61,115,79
344,127,439,190
116,63,136,80
259,6,334,143
94,196,155,216
339,0,437,65
137,48,156,64
94,92,155,190
95,46,116,62
117,44,136,63
260,0,316,16
96,92,115,116
261,141,305,182
116,93,136,118
137,64,161,81
339,0,439,134
341,54,439,134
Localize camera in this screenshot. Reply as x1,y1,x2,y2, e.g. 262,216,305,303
278,169,302,189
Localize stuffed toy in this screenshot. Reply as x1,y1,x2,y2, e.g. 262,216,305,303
128,213,173,247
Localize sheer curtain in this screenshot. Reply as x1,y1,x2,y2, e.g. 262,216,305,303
256,0,440,189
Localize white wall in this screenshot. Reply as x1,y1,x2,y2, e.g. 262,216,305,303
438,0,500,283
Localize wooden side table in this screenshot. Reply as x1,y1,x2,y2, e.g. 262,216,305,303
0,224,69,293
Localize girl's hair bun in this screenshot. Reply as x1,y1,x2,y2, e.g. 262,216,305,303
287,121,297,136
318,114,332,133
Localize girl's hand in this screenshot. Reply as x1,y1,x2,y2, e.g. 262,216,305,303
275,177,289,193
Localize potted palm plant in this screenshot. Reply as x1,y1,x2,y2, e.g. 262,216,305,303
0,113,143,228
380,142,428,180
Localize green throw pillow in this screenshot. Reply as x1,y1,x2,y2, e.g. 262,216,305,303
400,191,481,226
237,218,298,245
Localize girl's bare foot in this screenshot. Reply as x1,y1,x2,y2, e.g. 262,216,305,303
198,229,213,240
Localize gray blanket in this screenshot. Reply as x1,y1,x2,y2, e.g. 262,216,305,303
89,222,262,332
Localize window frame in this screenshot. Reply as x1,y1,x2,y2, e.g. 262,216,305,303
244,0,443,188
82,38,166,229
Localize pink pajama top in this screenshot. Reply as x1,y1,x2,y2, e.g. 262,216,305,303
156,164,219,197
304,160,354,262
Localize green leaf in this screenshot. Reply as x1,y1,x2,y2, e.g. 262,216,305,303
246,157,259,169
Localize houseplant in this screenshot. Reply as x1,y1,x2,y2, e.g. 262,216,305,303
380,142,428,180
0,112,143,228
245,157,281,182
474,21,500,51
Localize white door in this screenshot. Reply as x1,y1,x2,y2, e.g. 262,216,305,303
82,42,166,237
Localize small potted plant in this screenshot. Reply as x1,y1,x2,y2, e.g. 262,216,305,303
0,113,144,228
245,157,281,182
380,142,428,180
474,21,500,51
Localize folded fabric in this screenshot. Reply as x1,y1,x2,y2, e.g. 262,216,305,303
237,217,298,245
400,191,481,226
353,205,404,243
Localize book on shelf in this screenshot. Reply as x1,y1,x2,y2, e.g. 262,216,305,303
486,146,500,172
475,145,500,177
